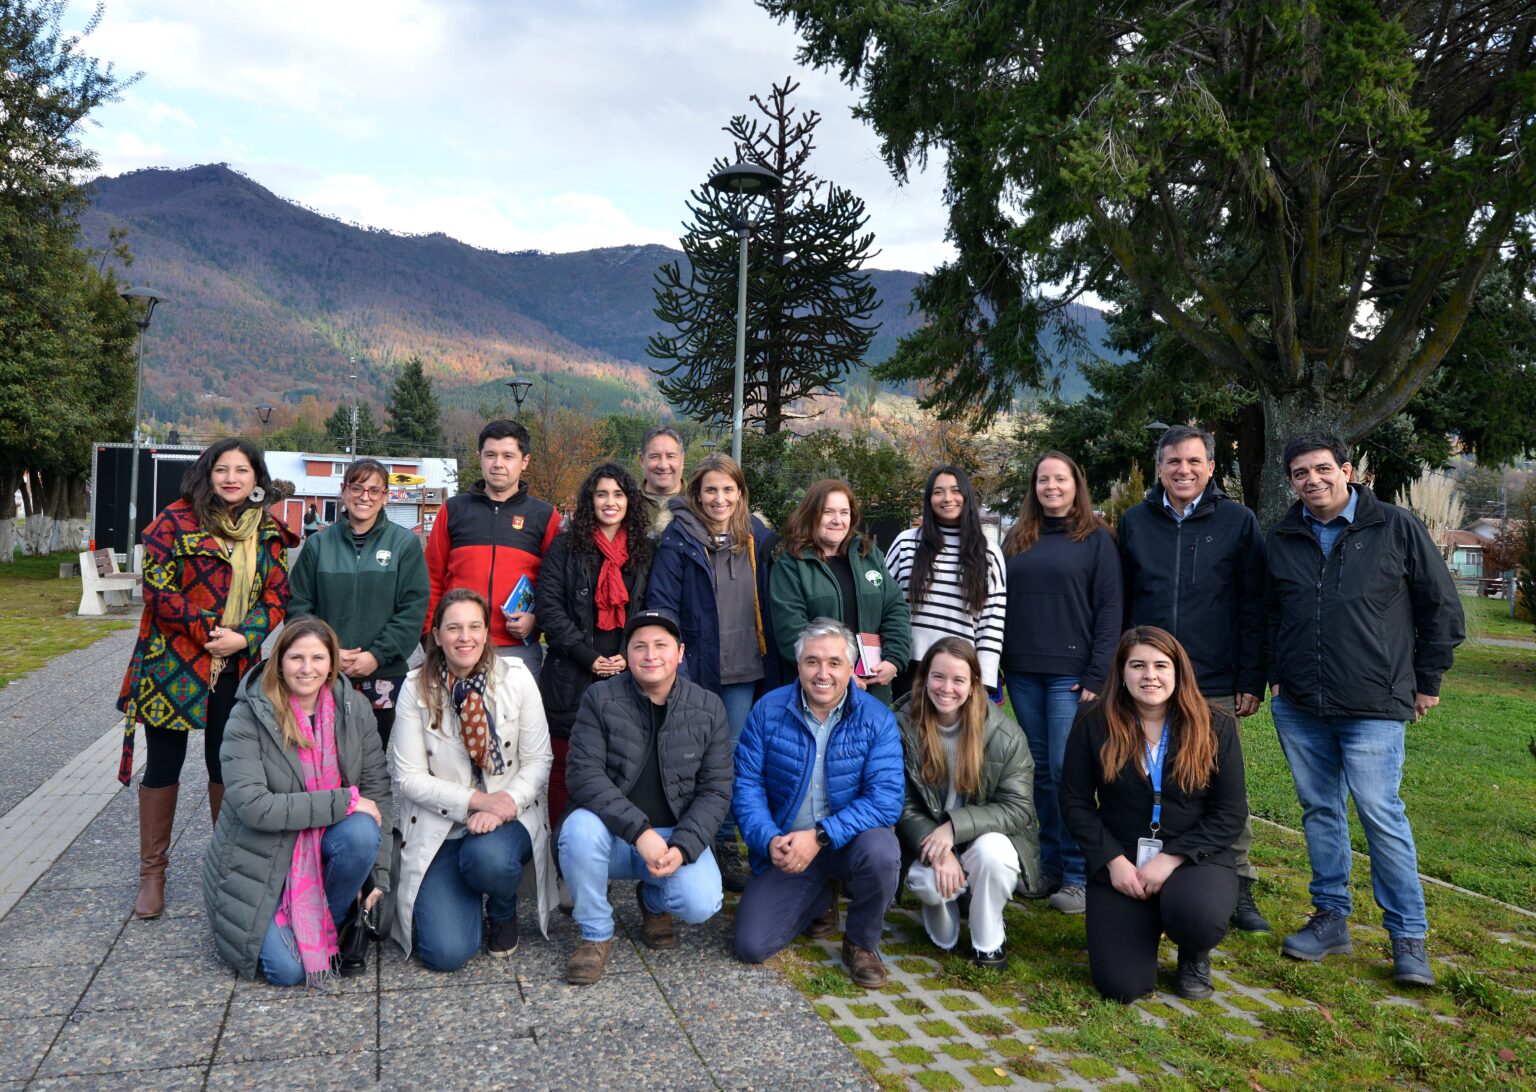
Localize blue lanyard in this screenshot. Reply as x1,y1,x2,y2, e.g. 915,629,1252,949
1144,723,1169,833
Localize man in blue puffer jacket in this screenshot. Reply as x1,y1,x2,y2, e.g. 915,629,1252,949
733,617,903,988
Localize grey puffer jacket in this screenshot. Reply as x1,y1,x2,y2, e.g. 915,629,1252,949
203,665,392,979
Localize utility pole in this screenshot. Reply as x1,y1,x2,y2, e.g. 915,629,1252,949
349,364,359,456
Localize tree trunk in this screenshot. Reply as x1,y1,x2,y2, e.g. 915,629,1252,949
0,466,19,564
1257,394,1349,530
58,471,90,555
20,468,56,557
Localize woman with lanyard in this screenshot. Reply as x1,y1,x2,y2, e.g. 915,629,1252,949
118,437,298,920
1058,626,1249,1003
769,479,911,706
286,458,429,747
538,462,654,824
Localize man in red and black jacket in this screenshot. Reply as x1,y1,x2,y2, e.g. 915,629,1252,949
425,419,561,676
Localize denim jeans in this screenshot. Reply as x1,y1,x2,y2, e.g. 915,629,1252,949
1005,671,1086,887
259,812,381,987
716,682,758,843
558,808,723,942
412,821,534,972
1270,693,1427,938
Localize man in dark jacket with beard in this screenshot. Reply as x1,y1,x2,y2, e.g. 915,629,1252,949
558,609,732,985
1265,433,1463,988
1119,424,1270,933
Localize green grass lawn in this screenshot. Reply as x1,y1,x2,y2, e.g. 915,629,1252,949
1461,594,1536,643
0,551,135,688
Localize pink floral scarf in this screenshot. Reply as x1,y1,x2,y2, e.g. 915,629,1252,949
274,687,342,984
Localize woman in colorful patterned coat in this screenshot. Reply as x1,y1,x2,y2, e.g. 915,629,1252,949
118,437,298,920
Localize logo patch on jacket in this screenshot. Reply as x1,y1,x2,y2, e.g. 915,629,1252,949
375,549,392,567
864,570,883,587
512,515,525,530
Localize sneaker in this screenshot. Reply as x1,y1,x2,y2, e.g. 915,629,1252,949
635,884,678,950
1230,876,1272,933
1174,949,1214,999
565,939,614,985
971,946,1007,970
1391,936,1435,987
1047,884,1086,915
841,937,887,988
717,840,750,894
1017,871,1061,900
1281,909,1353,961
805,886,840,940
487,916,519,959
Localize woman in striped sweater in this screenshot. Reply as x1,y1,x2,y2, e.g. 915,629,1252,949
884,466,1007,702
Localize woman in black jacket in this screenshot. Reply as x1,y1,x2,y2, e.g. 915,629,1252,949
1059,626,1248,1004
538,463,653,823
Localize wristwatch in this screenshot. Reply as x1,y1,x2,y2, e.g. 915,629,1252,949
814,823,832,848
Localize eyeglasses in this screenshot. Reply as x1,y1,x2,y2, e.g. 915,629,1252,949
347,484,386,499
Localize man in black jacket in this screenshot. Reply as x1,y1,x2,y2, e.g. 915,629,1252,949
558,609,733,985
1265,433,1464,988
1119,425,1270,933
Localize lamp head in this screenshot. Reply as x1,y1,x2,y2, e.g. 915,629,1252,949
120,287,167,330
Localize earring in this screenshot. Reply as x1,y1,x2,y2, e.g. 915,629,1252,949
248,486,266,504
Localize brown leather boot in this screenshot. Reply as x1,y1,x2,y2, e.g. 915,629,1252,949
806,881,841,940
207,782,224,826
841,937,887,988
134,784,179,920
635,884,678,950
566,939,614,985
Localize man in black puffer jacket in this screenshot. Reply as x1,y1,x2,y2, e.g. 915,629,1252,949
558,609,733,984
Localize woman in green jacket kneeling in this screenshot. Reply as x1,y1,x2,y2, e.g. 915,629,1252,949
770,479,911,706
203,617,392,986
897,638,1040,968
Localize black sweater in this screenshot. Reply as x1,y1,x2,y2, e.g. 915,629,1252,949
1058,702,1248,882
1002,520,1123,692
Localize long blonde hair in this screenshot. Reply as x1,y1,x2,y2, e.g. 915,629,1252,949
910,638,988,797
261,617,342,749
686,454,753,556
420,589,497,733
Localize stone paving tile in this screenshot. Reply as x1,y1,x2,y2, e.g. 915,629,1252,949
75,949,236,1013
29,1065,206,1090
377,1039,543,1090
217,992,377,1064
535,1017,716,1091
379,982,531,1051
35,1000,222,1079
0,903,120,970
0,963,95,1020
521,966,670,1031
207,1051,379,1089
0,1016,62,1083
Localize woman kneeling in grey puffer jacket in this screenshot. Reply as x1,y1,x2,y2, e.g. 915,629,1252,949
203,617,392,985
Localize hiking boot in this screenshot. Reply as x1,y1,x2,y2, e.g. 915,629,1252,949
841,937,887,988
972,946,1007,971
134,783,178,920
1281,909,1353,961
487,916,519,959
1047,884,1086,915
1391,936,1435,987
565,939,614,985
1017,871,1060,900
1230,876,1271,933
806,882,841,940
1174,949,1214,999
635,884,678,950
717,840,750,894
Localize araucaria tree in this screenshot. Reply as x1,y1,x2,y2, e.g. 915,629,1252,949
385,356,444,449
649,77,879,434
763,1,1536,519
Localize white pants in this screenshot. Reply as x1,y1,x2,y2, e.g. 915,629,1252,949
906,831,1021,954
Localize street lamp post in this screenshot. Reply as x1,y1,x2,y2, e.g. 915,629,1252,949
119,287,166,552
255,404,273,454
707,162,782,464
506,379,533,418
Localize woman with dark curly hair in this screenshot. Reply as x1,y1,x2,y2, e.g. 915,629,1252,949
537,462,655,822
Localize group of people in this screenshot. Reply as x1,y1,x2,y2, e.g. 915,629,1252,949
116,418,1463,1003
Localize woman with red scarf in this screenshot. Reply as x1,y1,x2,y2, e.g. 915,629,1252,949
537,463,655,823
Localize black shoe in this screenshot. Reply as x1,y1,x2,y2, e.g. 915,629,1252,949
1230,875,1272,933
971,946,1007,970
335,901,371,977
717,840,750,894
487,916,519,959
1174,949,1214,1000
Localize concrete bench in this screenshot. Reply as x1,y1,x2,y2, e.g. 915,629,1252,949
78,548,141,616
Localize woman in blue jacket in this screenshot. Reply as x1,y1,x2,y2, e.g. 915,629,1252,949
646,454,778,890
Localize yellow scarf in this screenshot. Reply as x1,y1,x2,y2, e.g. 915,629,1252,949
207,507,263,678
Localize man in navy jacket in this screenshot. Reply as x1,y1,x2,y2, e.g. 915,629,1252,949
733,618,903,988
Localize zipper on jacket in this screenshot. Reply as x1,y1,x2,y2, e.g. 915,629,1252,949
1314,548,1326,717
1172,520,1183,635
487,502,500,621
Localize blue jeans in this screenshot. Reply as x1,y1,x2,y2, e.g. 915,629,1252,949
1005,672,1086,887
716,682,758,843
412,821,534,972
1270,694,1427,938
259,812,381,987
558,808,723,942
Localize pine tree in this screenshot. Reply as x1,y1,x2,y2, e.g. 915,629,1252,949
324,402,381,455
649,77,878,434
385,356,444,449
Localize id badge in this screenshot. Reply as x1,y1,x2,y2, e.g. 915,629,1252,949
1136,837,1163,868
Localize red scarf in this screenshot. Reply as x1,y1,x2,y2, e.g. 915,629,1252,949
594,526,630,631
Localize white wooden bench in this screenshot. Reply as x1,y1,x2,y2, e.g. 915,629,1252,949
78,548,141,616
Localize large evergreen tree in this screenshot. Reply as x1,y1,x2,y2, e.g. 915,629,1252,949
763,0,1536,521
324,402,381,454
385,355,444,449
649,77,878,434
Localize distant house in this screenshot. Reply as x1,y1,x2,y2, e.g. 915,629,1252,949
1464,518,1505,542
262,451,458,539
1443,530,1486,580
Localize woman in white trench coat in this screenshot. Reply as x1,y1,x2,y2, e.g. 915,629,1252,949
389,588,557,970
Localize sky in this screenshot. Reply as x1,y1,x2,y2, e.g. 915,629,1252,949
65,0,956,273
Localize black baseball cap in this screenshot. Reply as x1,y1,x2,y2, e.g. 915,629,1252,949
622,608,682,646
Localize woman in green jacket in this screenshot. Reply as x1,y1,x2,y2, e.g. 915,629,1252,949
897,638,1040,967
287,458,430,746
769,479,912,706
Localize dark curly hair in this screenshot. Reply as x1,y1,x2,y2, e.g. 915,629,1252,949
181,438,274,530
566,462,654,573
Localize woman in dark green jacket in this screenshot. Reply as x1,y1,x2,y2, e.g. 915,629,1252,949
286,458,429,745
897,638,1040,968
769,479,911,706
